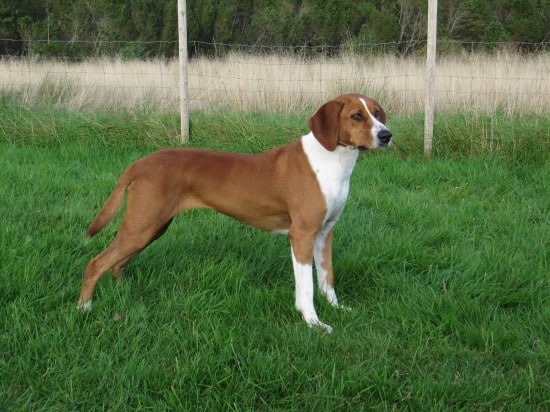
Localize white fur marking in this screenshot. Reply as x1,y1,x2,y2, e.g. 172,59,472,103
301,132,358,224
291,246,333,333
77,300,92,312
359,97,390,148
271,228,289,235
299,132,359,323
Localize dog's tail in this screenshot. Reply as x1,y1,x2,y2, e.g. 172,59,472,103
86,166,133,239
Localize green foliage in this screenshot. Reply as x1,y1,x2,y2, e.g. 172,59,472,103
501,0,547,47
437,38,466,55
119,43,150,60
482,21,511,50
249,3,301,46
351,3,400,53
1,0,547,58
453,0,494,42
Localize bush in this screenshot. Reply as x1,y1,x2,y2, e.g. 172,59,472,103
482,21,511,52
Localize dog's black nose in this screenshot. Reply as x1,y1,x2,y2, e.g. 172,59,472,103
378,129,392,145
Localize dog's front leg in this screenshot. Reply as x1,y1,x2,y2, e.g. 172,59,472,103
314,226,352,313
313,228,339,307
290,232,333,333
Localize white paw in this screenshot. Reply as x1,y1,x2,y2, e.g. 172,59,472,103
319,286,340,307
77,300,92,312
302,313,333,333
337,304,352,312
308,319,333,333
321,288,351,312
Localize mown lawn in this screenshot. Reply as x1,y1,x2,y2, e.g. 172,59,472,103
0,104,548,410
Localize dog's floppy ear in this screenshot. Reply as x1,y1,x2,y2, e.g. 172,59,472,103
308,100,344,151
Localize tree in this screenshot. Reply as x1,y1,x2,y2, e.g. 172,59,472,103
396,0,428,55
452,0,493,44
503,0,547,48
482,21,511,51
2,0,547,58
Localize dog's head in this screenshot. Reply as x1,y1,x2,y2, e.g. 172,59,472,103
308,93,392,151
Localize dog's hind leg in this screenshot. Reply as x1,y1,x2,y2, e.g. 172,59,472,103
78,206,176,311
111,252,139,280
78,232,151,310
110,218,174,280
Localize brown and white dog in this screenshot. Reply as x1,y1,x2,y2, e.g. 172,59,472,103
78,93,392,332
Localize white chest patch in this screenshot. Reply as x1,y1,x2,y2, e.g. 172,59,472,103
301,132,359,223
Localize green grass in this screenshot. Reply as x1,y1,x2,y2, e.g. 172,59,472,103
0,103,549,410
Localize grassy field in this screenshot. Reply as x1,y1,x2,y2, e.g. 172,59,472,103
0,102,549,410
1,52,548,115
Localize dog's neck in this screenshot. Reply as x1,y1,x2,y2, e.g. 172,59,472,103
301,132,359,177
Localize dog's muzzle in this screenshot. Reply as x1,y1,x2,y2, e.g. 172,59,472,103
377,129,393,147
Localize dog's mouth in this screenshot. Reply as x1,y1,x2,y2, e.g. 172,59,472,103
381,139,394,148
357,145,368,151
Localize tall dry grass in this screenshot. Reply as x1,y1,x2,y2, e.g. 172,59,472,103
0,52,548,115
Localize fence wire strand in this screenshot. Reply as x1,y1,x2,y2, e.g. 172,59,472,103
0,39,548,115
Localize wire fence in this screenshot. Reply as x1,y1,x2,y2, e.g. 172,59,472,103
0,39,548,116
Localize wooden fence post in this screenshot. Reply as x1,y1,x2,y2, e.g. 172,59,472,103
177,0,190,143
424,0,438,158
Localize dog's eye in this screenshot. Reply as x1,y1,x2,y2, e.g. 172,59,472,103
351,113,363,121
374,110,382,119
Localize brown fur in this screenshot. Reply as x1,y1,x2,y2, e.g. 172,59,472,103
77,94,388,313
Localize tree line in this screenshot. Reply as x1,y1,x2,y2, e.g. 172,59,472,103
1,0,548,58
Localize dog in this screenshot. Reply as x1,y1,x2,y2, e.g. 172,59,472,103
77,93,392,332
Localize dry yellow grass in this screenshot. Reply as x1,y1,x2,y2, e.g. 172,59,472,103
0,52,548,115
